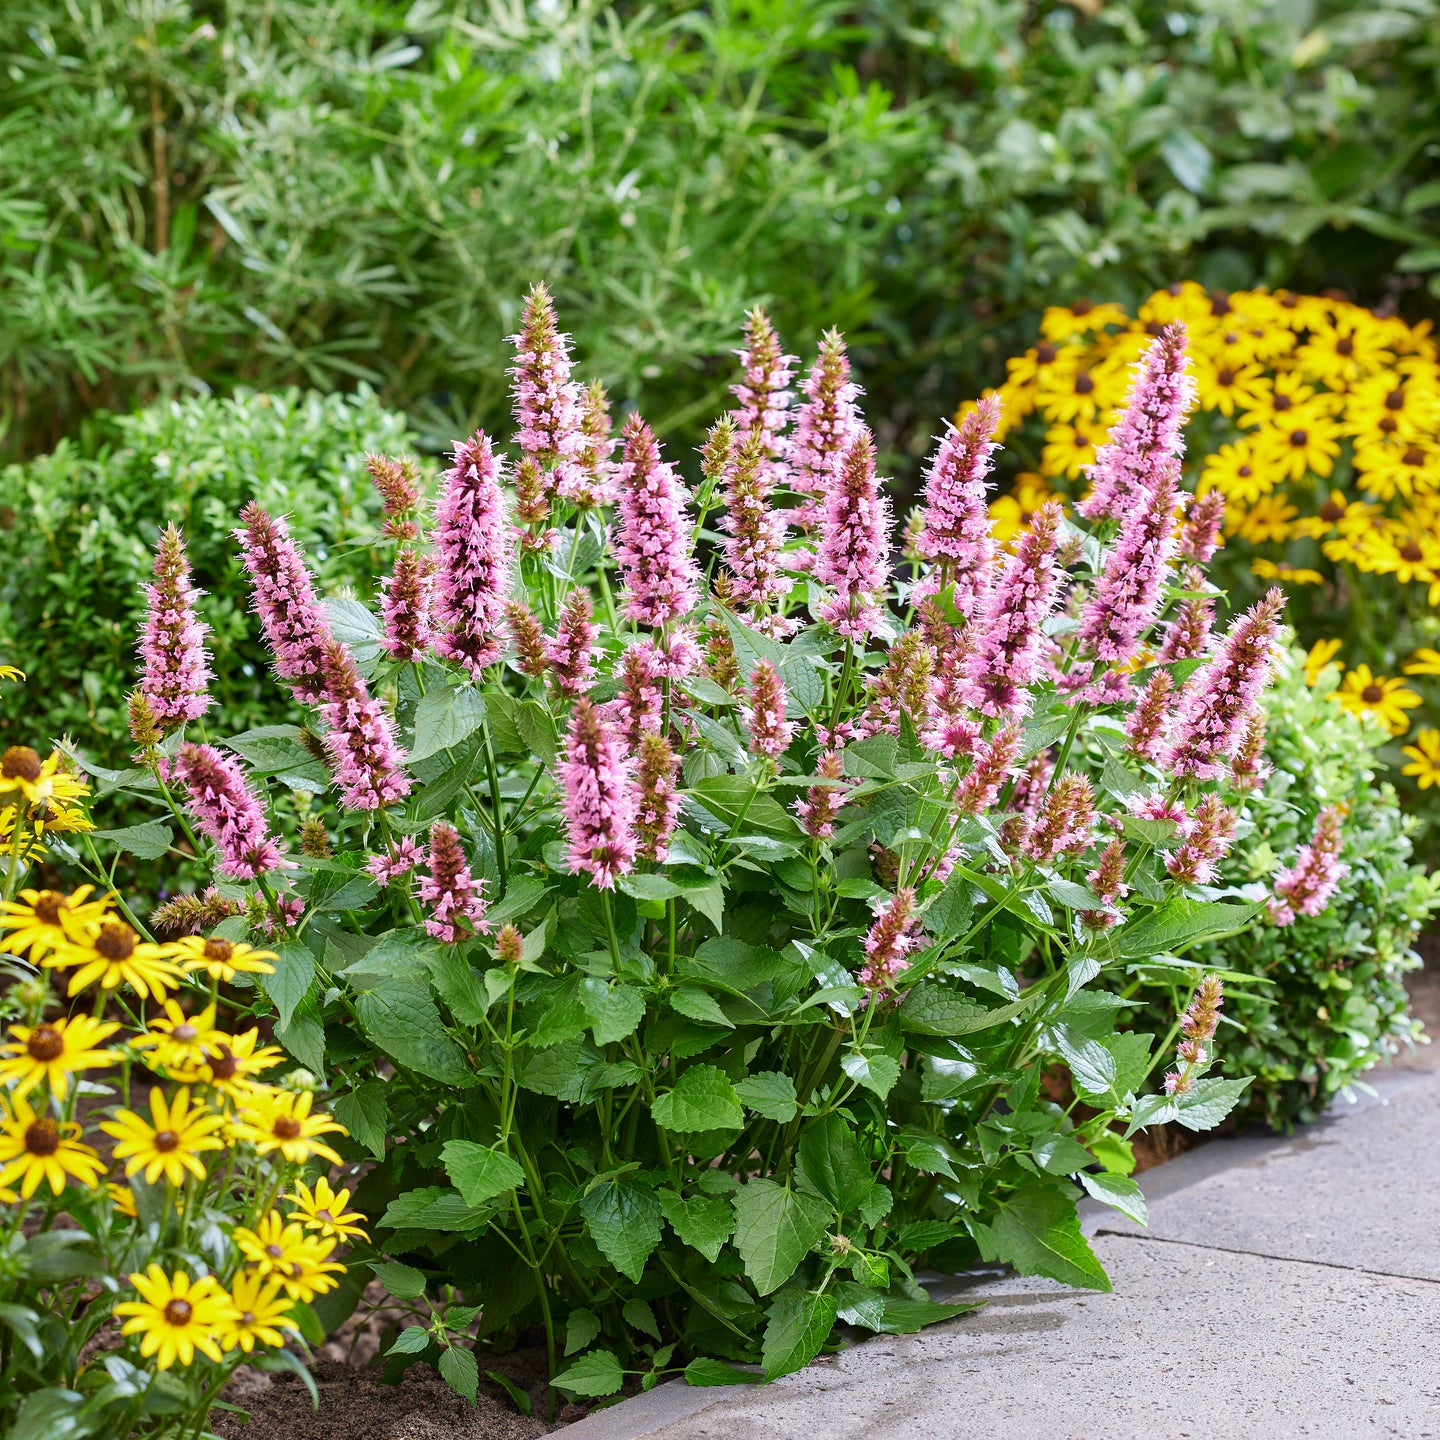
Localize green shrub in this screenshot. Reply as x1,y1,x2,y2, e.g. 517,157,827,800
3,0,1439,469
1189,649,1439,1128
0,387,425,765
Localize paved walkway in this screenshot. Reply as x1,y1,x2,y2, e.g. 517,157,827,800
570,1063,1440,1440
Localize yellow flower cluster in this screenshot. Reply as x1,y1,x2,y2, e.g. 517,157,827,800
0,879,364,1371
0,740,92,865
973,285,1440,760
116,1178,367,1369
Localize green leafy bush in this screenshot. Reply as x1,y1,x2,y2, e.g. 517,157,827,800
81,297,1277,1404
0,387,423,764
1187,648,1439,1128
4,0,1439,468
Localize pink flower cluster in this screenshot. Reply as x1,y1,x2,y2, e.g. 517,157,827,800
614,415,700,628
1269,806,1348,926
420,821,488,942
814,429,892,641
320,639,411,811
139,523,212,728
510,283,587,501
561,698,637,890
173,743,283,880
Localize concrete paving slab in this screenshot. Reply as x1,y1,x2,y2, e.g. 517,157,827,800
1099,1067,1440,1281
568,1236,1440,1440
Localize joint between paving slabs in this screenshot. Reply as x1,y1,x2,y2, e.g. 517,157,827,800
1094,1228,1440,1288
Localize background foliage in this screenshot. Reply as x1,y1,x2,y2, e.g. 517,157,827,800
3,0,1439,469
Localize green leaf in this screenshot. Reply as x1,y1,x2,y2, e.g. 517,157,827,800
657,1189,735,1262
426,948,490,1026
275,992,325,1073
380,1187,496,1233
1116,898,1257,959
515,700,558,767
90,821,173,860
978,1182,1111,1292
554,1349,625,1398
669,983,735,1029
840,1050,901,1099
732,1180,831,1295
1031,1133,1094,1176
1174,1076,1252,1132
926,870,974,937
11,1389,91,1440
689,774,803,837
565,1309,601,1355
579,1177,663,1283
409,685,488,763
1098,1031,1155,1101
260,942,315,1029
894,1129,960,1181
386,1325,431,1356
875,1295,978,1334
1078,1171,1149,1226
683,1357,759,1386
622,1297,662,1341
330,1081,387,1159
653,1064,744,1133
442,1141,526,1206
485,1368,533,1415
579,978,646,1045
1051,1024,1117,1097
762,1289,838,1381
734,1070,799,1122
354,977,475,1086
371,1261,427,1301
797,1113,872,1215
899,986,1030,1037
1125,1092,1180,1137
438,1345,480,1403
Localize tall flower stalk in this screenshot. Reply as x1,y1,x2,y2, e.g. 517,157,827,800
139,524,212,729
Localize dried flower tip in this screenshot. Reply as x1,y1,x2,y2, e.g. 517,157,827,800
320,639,411,811
300,817,331,859
1269,805,1347,926
857,887,921,994
380,547,433,662
366,452,423,538
730,307,796,464
150,887,241,938
1025,775,1096,864
1125,669,1175,762
506,601,550,681
1164,794,1238,884
572,380,619,507
634,732,682,863
795,748,848,840
128,691,163,754
495,922,524,966
1179,489,1225,563
511,282,586,500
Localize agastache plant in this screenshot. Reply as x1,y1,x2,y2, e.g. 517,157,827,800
110,304,1308,1407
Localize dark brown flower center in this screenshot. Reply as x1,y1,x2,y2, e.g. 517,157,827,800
24,1119,60,1156
1222,330,1239,346
1386,389,1405,411
240,1310,256,1325
1218,368,1236,387
153,1129,180,1153
266,1244,284,1259
203,937,234,963
1403,447,1425,466
1238,465,1253,478
1274,394,1293,412
1071,298,1093,316
1319,499,1345,522
1145,320,1164,336
1,747,42,782
33,891,66,927
273,1117,303,1141
94,923,137,962
27,1025,65,1062
1289,430,1308,447
1210,290,1232,315
1336,336,1354,356
1034,342,1058,365
1074,373,1095,395
206,1047,239,1081
171,1023,199,1044
163,1299,193,1327
1361,684,1385,704
316,1209,335,1223
1401,541,1424,562
1380,416,1398,433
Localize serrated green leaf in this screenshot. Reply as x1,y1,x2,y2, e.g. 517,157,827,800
734,1070,798,1122
840,1050,901,1099
657,1188,735,1262
669,983,734,1029
653,1064,744,1133
565,1309,601,1356
579,977,646,1045
439,1345,480,1402
371,1261,427,1301
386,1325,431,1355
409,686,488,764
732,1180,831,1295
441,1141,526,1206
899,986,1030,1037
258,941,314,1029
797,1113,872,1215
579,1177,662,1283
978,1183,1111,1291
1174,1075,1252,1132
762,1288,837,1380
683,1357,759,1386
330,1081,387,1159
1078,1170,1149,1225
91,820,173,860
354,977,475,1086
1116,898,1257,958
554,1350,625,1398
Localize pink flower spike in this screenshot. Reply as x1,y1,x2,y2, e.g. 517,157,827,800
368,835,423,886
1269,805,1348,926
139,523,212,729
235,503,335,704
1179,489,1226,563
432,430,514,678
319,638,412,811
510,282,586,500
962,500,1066,717
857,887,921,995
173,743,283,880
1164,794,1238,884
815,427,893,641
914,394,1002,615
1162,588,1285,780
1078,324,1195,522
795,749,848,839
560,697,637,890
730,307,796,470
1024,775,1096,864
615,414,701,628
547,588,597,696
791,329,862,541
745,660,793,760
608,642,665,751
955,722,1023,816
634,732,682,863
380,548,433,663
1078,459,1180,663
572,380,619,508
365,453,424,540
719,430,791,619
420,821,488,942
